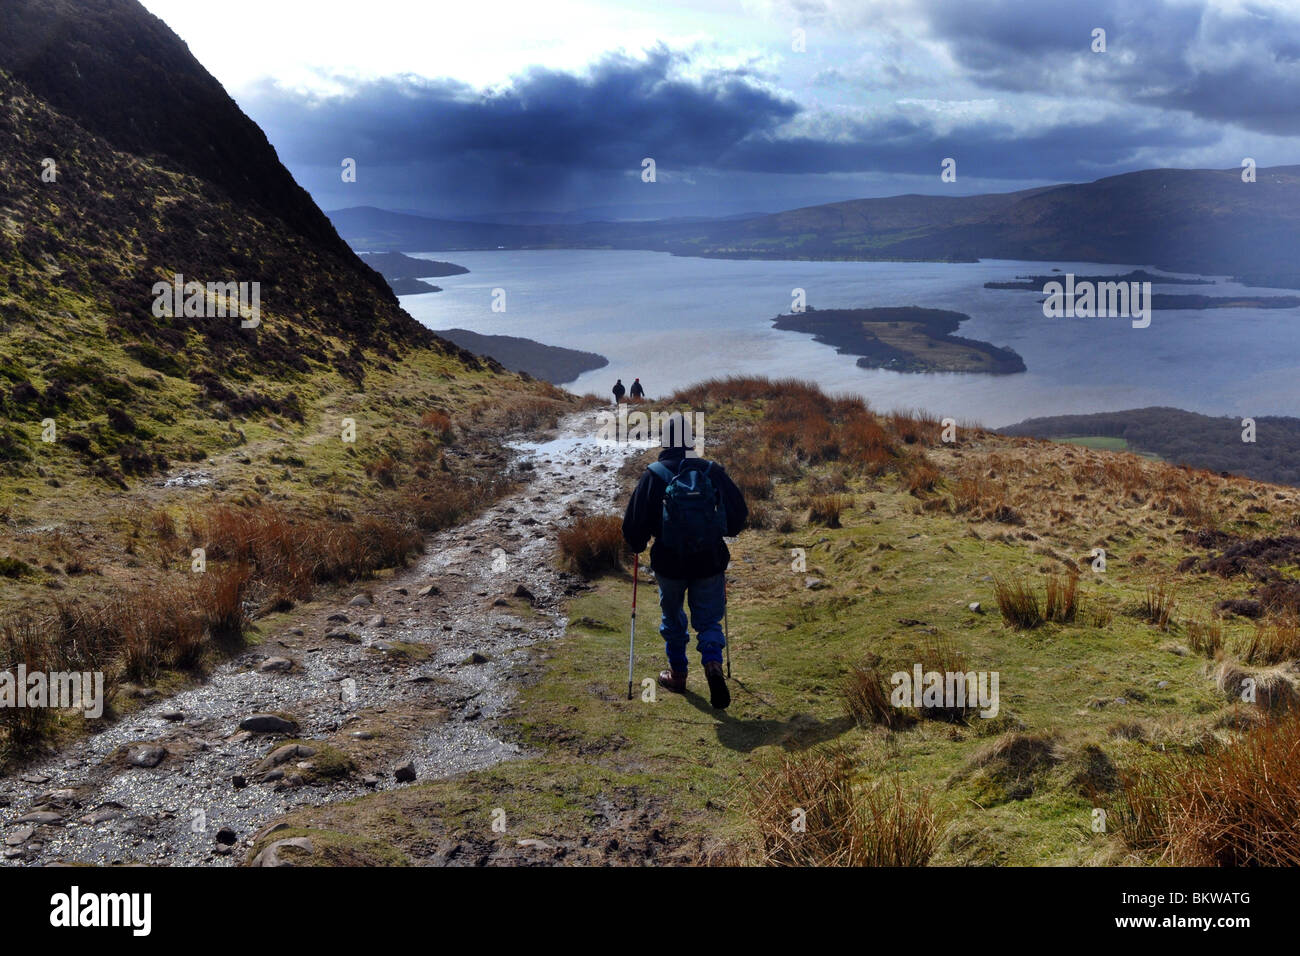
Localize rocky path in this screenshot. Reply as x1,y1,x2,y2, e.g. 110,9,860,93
0,409,642,866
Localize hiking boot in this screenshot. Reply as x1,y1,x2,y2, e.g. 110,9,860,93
704,660,730,709
658,668,687,693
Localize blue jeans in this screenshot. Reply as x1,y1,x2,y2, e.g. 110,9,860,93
656,572,726,670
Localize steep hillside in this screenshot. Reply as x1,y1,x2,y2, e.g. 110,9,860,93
0,0,575,764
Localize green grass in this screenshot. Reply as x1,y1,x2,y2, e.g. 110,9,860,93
257,422,1284,865
1055,436,1161,460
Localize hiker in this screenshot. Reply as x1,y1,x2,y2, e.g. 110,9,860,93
612,378,626,404
630,378,645,401
622,412,747,709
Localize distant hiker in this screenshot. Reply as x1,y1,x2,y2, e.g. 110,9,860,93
612,379,626,404
622,412,747,709
630,378,645,401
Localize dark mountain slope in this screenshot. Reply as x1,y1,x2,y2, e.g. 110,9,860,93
0,0,516,479
0,0,362,272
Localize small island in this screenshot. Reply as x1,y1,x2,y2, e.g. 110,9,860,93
984,270,1215,291
773,306,1026,375
1148,293,1300,310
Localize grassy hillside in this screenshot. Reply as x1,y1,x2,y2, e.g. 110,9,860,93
251,378,1300,866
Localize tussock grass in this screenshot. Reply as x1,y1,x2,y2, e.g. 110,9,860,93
886,409,941,447
1185,616,1224,657
1214,661,1299,714
399,476,496,533
994,577,1043,629
419,409,454,439
1044,572,1080,623
743,746,940,866
900,454,940,495
1113,711,1300,865
1142,580,1176,630
0,614,116,751
807,494,851,528
842,662,908,728
916,636,984,723
1232,618,1300,665
557,514,625,578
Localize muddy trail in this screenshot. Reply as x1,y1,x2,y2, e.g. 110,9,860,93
0,409,644,866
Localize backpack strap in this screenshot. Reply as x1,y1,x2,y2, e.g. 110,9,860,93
647,461,677,484
648,459,714,481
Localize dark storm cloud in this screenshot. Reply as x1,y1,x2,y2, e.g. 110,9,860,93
249,48,800,173
918,0,1300,135
246,41,1216,217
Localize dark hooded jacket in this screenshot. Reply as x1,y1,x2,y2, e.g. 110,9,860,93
622,447,748,579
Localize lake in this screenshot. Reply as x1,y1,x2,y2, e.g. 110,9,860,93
396,249,1300,428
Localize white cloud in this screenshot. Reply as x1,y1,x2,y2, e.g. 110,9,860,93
139,0,795,94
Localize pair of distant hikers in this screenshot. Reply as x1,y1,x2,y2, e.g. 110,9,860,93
622,412,747,709
611,378,645,403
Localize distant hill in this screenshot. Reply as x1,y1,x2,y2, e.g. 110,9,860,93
330,166,1300,287
1001,408,1300,486
432,329,607,385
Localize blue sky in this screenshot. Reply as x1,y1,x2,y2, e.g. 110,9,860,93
141,0,1300,219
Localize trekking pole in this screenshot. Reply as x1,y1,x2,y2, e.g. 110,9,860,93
627,552,639,700
724,572,731,678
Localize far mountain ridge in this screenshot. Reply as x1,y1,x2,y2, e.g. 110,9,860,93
329,166,1300,287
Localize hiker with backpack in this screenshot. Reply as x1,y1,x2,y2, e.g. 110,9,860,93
622,412,747,709
630,378,645,401
612,379,626,404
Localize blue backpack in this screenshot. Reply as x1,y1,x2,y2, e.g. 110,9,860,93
647,459,728,555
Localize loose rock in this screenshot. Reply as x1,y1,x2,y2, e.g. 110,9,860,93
250,836,314,867
128,745,167,768
239,714,299,735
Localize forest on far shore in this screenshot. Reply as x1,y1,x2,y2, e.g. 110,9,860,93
1001,407,1300,487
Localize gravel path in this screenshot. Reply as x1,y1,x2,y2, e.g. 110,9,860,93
0,409,642,866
